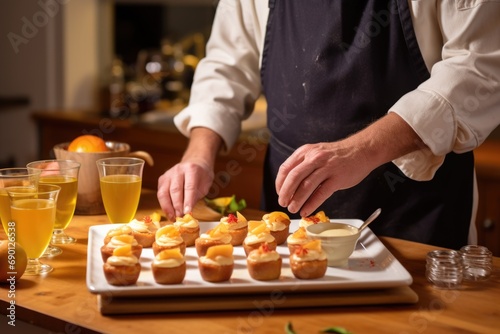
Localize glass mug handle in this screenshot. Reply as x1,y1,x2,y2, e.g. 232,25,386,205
128,151,154,166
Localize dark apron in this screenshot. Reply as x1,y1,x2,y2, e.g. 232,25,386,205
260,0,474,249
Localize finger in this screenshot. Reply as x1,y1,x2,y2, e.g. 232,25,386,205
299,177,338,217
157,176,175,221
169,171,185,218
275,147,307,194
277,157,318,208
183,165,204,214
285,167,325,213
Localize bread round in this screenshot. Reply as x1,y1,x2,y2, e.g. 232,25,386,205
228,227,247,246
198,261,233,282
247,257,282,281
290,258,327,279
151,262,186,284
178,226,200,247
270,228,289,245
103,263,141,286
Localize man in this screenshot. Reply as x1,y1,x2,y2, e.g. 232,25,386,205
157,0,500,249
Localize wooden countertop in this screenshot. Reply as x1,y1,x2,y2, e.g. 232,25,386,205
1,190,499,333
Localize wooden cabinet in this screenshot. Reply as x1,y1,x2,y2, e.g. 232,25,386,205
32,111,267,210
474,140,500,256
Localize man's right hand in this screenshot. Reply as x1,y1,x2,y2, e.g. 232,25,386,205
157,127,223,220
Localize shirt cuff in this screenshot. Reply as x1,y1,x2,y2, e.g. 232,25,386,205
174,102,242,153
389,89,457,180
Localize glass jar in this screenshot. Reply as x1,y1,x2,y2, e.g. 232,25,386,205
459,245,492,281
426,250,463,289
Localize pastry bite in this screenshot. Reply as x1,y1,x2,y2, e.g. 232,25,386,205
103,225,133,245
174,213,200,246
103,244,141,286
198,244,234,282
153,225,186,256
243,221,277,256
148,211,166,226
195,223,232,257
299,211,330,228
247,243,282,281
290,240,327,280
220,212,248,246
151,248,186,284
127,215,160,248
262,211,291,245
286,226,310,254
101,234,142,262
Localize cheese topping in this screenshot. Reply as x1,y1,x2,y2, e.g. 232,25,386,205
106,255,138,266
106,235,139,248
286,227,309,245
299,211,330,228
286,234,309,245
291,249,327,262
153,256,185,268
247,249,281,263
156,234,184,247
265,220,287,232
199,255,233,266
199,224,232,243
220,213,247,230
244,233,275,245
174,215,199,229
128,219,159,233
263,212,289,231
199,232,232,244
105,225,133,239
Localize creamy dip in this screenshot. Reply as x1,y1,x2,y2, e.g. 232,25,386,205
319,228,357,237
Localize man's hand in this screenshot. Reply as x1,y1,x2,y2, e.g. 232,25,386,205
275,113,425,217
157,127,222,220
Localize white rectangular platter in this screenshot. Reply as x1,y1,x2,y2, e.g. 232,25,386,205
87,219,413,297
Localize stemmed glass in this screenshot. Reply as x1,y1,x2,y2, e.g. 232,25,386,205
8,184,60,275
27,160,81,257
96,157,144,223
0,168,40,234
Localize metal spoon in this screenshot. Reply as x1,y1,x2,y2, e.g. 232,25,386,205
358,208,382,232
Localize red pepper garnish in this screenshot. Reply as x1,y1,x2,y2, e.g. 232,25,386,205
304,216,320,223
259,242,270,253
142,216,152,224
227,213,238,224
294,245,308,256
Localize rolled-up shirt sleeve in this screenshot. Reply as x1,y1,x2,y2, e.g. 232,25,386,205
390,1,500,180
174,0,267,153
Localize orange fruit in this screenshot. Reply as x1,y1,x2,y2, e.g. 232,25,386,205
0,240,28,282
67,135,109,153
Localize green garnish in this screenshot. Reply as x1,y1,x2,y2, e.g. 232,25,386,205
205,195,246,215
228,197,246,214
284,322,353,334
320,327,353,334
285,321,297,334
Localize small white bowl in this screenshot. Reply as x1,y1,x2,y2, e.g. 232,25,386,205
306,221,361,267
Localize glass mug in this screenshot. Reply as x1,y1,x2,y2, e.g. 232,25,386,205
0,168,40,233
27,160,81,258
8,184,61,275
96,157,144,223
